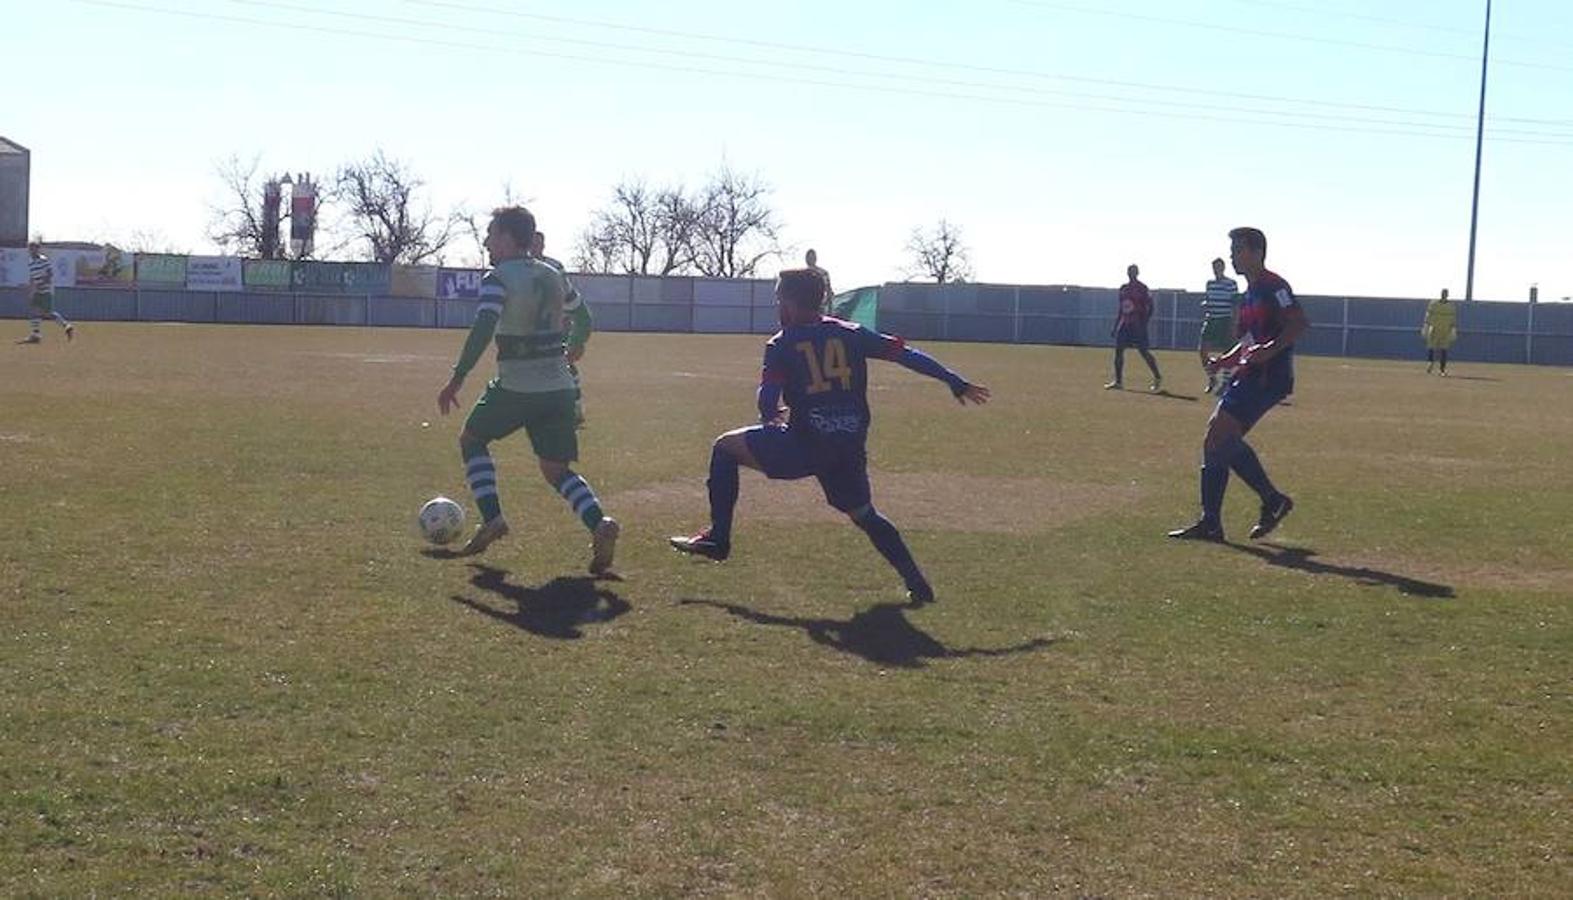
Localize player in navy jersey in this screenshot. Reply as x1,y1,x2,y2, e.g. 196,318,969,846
670,268,990,605
1169,227,1308,542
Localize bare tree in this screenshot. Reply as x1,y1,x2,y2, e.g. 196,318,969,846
905,219,973,284
205,155,316,259
123,228,188,254
205,155,270,257
573,179,699,275
651,184,702,274
457,181,528,268
691,164,781,278
334,150,459,265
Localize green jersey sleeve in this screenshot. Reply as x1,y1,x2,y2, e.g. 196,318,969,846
452,271,506,380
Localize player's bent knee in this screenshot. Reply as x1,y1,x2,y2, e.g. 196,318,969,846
538,459,570,483
846,504,875,523
715,431,749,455
1204,412,1242,449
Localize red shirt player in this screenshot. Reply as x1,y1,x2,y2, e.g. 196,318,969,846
1107,263,1163,391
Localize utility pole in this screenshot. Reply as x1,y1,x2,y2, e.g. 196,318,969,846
1465,0,1492,301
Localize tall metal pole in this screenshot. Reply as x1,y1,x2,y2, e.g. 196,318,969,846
1465,0,1492,301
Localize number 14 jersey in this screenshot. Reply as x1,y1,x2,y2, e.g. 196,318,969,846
761,316,906,446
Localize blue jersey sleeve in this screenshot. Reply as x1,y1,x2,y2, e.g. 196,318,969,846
758,337,790,421
846,324,968,396
760,336,791,386
843,324,905,361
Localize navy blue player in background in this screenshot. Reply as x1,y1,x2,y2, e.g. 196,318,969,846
670,268,990,606
1169,227,1308,542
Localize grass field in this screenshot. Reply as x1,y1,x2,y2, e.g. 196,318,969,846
3,322,1570,896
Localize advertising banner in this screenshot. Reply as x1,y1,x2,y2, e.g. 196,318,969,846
292,260,349,293
21,246,139,287
343,262,391,294
390,264,439,298
291,261,392,293
136,253,188,285
186,256,243,291
243,259,292,289
437,268,482,299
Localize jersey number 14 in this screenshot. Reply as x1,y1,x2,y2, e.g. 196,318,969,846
795,339,853,394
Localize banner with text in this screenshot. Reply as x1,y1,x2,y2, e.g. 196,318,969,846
186,256,243,291
36,247,136,287
437,268,482,299
292,261,392,294
135,253,188,285
243,259,292,289
343,262,391,294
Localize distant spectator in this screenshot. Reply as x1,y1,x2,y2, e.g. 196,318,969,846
805,249,833,310
1423,288,1457,376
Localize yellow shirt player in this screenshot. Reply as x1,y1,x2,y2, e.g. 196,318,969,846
1423,289,1458,375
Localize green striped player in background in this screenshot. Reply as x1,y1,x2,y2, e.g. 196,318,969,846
1199,257,1238,394
18,242,75,345
436,206,618,573
530,229,589,426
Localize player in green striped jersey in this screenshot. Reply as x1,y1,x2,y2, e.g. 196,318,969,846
531,229,589,425
18,242,75,344
436,206,618,572
1199,257,1238,394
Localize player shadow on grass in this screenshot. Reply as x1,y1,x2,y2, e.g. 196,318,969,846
680,598,1055,669
452,565,631,639
1228,542,1455,599
1147,389,1200,402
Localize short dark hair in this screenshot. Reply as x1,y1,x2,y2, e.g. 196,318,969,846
1211,257,1225,267
1229,227,1267,258
777,268,828,310
491,206,536,245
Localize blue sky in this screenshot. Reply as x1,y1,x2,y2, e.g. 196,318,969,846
5,0,1571,299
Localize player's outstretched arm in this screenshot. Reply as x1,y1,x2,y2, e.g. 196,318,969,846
956,382,990,405
1236,306,1311,373
439,309,499,414
889,344,987,404
1207,339,1248,372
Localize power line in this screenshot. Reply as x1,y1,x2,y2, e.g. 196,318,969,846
1224,0,1573,50
1224,0,1483,38
1005,0,1573,75
68,0,1573,146
388,0,1573,127
224,0,1571,138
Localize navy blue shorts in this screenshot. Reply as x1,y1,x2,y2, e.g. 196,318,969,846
1115,325,1150,350
1218,373,1292,430
744,424,871,513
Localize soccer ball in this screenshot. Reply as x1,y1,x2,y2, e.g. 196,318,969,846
417,496,466,545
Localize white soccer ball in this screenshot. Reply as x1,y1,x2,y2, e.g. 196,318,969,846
418,496,466,545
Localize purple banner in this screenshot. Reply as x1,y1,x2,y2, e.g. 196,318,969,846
438,268,482,299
